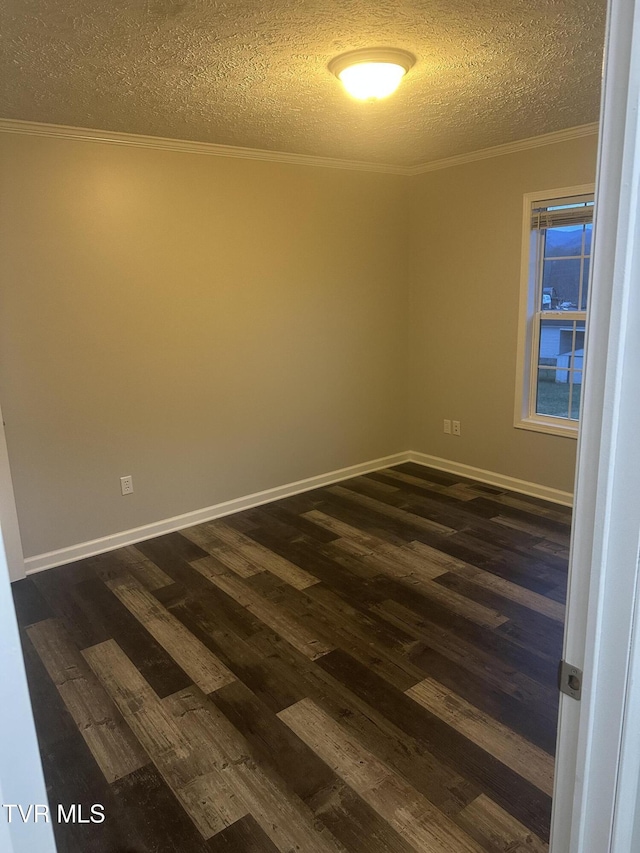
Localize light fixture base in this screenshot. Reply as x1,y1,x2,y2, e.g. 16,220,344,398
328,48,415,78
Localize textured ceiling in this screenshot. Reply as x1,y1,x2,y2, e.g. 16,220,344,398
0,0,606,167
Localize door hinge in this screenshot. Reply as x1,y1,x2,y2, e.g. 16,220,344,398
558,659,583,700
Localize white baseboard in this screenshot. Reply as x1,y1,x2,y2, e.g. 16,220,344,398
408,451,574,507
22,448,573,577
23,452,411,575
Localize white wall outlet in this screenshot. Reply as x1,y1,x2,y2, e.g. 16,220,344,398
452,420,461,436
443,419,452,434
120,475,134,495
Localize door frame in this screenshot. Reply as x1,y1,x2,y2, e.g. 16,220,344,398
550,0,640,849
0,522,57,850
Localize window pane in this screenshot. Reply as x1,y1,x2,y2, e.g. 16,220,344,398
584,222,592,254
542,258,581,309
538,318,571,364
536,368,570,418
536,320,584,420
570,372,582,419
544,225,584,258
538,319,585,366
581,257,590,309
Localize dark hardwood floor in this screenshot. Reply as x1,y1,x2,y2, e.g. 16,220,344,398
12,463,570,853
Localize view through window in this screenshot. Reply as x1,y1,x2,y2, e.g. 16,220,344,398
534,197,592,420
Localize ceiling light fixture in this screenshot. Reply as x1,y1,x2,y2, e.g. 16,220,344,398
329,48,415,101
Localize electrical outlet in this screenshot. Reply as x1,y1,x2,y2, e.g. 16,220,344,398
120,475,134,495
443,419,452,434
452,420,461,436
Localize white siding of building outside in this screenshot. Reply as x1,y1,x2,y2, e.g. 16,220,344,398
540,326,564,359
557,350,584,383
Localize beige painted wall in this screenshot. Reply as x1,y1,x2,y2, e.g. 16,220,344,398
407,135,599,493
0,134,410,557
0,129,599,560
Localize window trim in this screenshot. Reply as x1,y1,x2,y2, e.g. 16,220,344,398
514,183,595,439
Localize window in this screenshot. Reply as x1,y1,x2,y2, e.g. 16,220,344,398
514,185,595,437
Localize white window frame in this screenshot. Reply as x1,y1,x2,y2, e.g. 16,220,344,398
514,183,595,438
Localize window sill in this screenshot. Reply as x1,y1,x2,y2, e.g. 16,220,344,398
514,417,579,439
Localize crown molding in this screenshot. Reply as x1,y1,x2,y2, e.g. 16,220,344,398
0,118,410,175
406,122,600,174
0,117,598,176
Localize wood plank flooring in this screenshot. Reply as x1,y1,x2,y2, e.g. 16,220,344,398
12,463,569,853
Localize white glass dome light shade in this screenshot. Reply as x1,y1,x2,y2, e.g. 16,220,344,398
329,48,415,101
338,62,406,100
